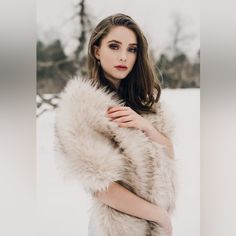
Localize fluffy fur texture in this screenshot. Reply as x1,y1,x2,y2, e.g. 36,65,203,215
54,77,177,236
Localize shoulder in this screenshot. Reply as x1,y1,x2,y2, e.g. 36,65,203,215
58,77,124,109
55,77,125,133
59,77,97,102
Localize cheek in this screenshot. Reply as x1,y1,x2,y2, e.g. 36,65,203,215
99,51,115,72
100,50,115,64
129,54,137,66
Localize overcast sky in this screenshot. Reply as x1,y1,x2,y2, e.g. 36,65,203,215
37,0,199,60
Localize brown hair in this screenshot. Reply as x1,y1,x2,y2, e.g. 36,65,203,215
87,13,161,114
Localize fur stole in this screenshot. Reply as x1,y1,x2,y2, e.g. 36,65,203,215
54,77,177,236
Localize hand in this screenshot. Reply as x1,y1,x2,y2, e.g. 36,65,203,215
155,206,172,236
106,106,151,131
161,216,172,236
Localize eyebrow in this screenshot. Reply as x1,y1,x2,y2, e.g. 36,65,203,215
107,40,137,46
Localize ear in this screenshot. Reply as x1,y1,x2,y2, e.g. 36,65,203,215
94,45,100,60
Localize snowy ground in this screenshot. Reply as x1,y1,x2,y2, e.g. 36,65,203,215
37,88,200,236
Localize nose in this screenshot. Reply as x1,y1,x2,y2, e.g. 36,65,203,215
119,50,127,62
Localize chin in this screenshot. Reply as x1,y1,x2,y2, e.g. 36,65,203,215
113,73,129,80
115,76,126,80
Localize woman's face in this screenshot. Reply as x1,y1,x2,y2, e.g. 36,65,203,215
94,26,138,88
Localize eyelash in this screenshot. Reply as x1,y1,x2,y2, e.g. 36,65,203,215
108,44,137,53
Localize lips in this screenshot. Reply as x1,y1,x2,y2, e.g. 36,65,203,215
114,65,128,70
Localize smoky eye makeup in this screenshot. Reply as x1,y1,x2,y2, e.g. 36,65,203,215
108,43,119,49
128,47,138,53
108,44,138,53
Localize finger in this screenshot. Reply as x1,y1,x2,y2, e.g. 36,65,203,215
108,110,130,118
107,106,129,113
113,115,133,123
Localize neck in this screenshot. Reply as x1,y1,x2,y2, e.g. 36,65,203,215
110,79,120,90
103,73,121,90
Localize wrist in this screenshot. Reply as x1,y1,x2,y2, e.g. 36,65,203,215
153,205,169,226
142,121,154,134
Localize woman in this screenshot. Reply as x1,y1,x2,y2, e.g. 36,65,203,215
54,13,177,236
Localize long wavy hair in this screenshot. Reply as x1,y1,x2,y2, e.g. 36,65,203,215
87,13,161,114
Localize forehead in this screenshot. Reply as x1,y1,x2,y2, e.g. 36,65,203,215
103,26,137,44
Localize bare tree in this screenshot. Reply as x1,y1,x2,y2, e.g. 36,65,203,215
36,93,60,118
167,13,196,57
37,0,94,117
71,0,94,75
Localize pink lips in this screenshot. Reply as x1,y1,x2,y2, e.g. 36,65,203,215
114,65,128,70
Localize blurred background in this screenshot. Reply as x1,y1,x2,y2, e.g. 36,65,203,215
37,0,199,116
37,0,200,235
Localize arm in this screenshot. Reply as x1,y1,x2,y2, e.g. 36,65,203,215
94,182,172,231
143,124,175,160
107,106,175,160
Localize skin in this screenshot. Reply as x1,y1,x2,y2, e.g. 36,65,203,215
94,26,138,89
93,26,174,235
94,26,174,156
106,106,175,159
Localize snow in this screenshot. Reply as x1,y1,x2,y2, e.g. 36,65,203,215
37,88,200,235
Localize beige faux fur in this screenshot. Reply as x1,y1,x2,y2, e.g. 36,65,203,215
54,77,177,236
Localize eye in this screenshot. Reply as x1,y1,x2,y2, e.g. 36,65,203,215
108,44,119,50
128,47,137,53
